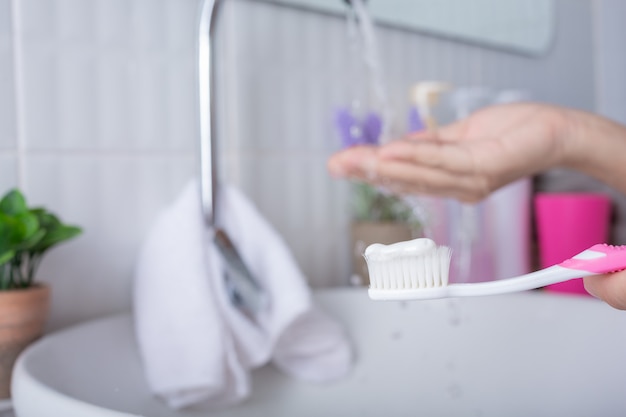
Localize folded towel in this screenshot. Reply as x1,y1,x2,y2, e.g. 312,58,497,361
133,179,353,409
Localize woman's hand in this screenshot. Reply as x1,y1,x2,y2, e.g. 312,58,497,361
328,103,568,202
328,102,626,310
585,273,626,310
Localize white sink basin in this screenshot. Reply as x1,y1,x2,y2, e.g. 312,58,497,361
12,288,626,416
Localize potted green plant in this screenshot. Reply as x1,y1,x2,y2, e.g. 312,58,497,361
0,188,82,398
350,182,422,285
333,108,423,284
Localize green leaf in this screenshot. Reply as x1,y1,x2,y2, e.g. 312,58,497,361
14,212,39,240
15,229,45,252
0,213,34,245
0,189,28,215
32,224,82,253
0,250,14,266
350,182,421,229
28,207,81,253
31,208,61,229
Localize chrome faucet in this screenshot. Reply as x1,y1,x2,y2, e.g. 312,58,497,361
197,0,268,318
197,0,221,227
196,0,360,314
198,0,359,225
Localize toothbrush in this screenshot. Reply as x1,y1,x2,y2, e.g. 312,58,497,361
365,238,626,301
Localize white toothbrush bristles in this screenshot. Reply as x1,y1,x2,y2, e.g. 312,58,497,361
364,238,452,291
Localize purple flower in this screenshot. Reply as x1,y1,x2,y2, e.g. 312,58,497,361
334,107,382,148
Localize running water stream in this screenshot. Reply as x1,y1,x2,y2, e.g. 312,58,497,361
346,0,393,143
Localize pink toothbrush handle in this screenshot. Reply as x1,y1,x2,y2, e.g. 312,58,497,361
559,244,626,274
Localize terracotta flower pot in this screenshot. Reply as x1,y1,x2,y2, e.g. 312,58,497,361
0,284,50,399
351,222,418,286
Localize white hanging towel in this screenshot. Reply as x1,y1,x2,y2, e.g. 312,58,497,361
133,179,353,409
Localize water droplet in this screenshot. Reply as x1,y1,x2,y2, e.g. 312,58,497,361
350,274,364,286
447,383,463,399
390,330,403,340
350,125,363,139
448,299,462,327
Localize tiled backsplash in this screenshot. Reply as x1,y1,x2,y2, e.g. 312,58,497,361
0,0,16,149
0,0,603,330
5,0,201,330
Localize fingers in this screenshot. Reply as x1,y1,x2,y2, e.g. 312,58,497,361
371,158,488,202
403,119,469,142
584,273,626,310
404,131,438,141
327,140,490,202
378,139,475,173
432,119,471,142
327,145,379,180
379,139,490,200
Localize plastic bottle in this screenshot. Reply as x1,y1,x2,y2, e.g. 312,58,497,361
487,90,532,279
448,87,495,282
405,82,452,247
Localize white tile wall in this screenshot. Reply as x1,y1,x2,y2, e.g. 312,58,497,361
1,0,601,330
0,0,15,149
19,0,198,151
595,0,626,126
236,153,352,286
0,155,18,190
7,0,202,330
24,154,196,329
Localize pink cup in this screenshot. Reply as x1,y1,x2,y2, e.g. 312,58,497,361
534,192,612,296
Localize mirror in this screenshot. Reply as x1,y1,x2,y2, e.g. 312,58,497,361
264,0,555,56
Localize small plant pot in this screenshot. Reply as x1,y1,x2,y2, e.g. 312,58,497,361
351,221,418,286
0,284,50,399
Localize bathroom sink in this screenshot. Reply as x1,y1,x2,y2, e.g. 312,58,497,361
12,288,626,416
